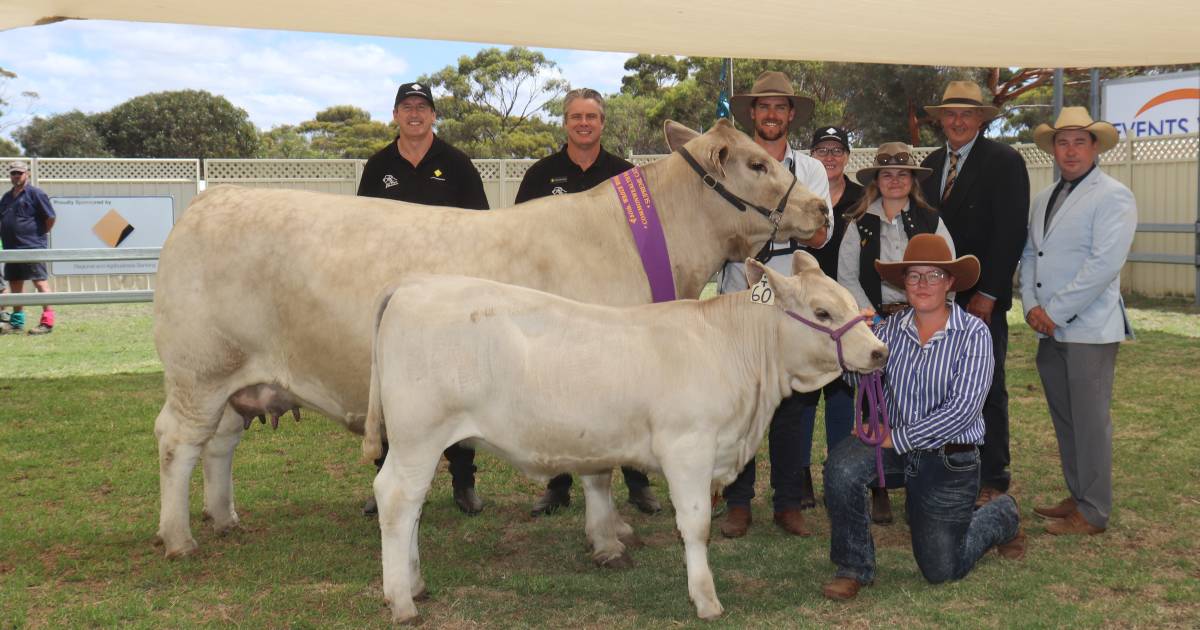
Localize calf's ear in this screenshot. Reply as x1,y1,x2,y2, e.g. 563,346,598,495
743,258,767,286
791,250,821,275
664,120,700,152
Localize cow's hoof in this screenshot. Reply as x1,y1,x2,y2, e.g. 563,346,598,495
696,602,724,620
617,530,644,549
389,602,420,624
595,551,635,569
213,519,241,536
413,587,431,602
163,537,198,559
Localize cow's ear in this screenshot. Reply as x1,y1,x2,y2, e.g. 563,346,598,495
743,257,767,286
664,120,700,152
791,250,820,275
708,144,729,178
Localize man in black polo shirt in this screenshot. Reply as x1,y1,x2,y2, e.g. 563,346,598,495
358,81,488,516
515,88,662,517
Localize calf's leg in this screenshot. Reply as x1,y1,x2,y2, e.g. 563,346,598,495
579,471,630,568
661,452,723,619
377,441,441,623
201,406,245,533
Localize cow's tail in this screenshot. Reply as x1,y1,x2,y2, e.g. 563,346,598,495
362,284,401,463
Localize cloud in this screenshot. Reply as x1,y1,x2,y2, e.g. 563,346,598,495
555,49,635,95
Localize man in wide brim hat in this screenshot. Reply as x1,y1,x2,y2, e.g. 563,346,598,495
731,71,816,134
923,80,1000,120
855,141,934,186
1033,106,1119,155
874,232,980,292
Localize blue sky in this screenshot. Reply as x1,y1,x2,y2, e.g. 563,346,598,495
0,20,636,137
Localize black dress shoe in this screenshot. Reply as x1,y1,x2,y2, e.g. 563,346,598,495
530,486,570,517
454,486,483,515
362,495,378,517
627,486,662,514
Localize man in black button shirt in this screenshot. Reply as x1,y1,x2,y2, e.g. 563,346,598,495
515,88,663,517
358,82,488,516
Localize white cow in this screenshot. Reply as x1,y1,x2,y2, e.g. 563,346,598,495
152,119,830,558
365,254,888,621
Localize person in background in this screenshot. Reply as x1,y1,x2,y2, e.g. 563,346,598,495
837,142,954,524
920,81,1030,509
515,87,662,517
357,81,488,516
0,161,56,335
1021,107,1136,536
717,71,833,539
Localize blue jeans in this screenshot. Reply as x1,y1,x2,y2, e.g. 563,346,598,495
796,379,855,466
824,438,1019,584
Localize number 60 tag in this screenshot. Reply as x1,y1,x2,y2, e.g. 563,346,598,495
750,276,775,306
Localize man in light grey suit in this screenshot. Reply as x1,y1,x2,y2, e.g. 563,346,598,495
1019,107,1137,536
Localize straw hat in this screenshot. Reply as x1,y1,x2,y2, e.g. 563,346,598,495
731,71,815,134
875,233,980,292
1033,106,1119,154
855,142,933,186
924,81,1000,119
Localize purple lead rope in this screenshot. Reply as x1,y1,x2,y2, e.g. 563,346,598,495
784,309,890,487
854,371,890,488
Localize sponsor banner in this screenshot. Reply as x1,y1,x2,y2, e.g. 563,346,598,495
1102,71,1200,139
48,196,174,275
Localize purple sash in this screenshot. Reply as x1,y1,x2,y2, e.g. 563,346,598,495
610,168,676,303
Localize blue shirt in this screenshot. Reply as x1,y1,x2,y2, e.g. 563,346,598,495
0,184,55,249
869,303,994,454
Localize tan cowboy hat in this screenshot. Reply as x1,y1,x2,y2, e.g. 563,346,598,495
923,81,1000,119
731,71,815,134
875,233,980,292
855,142,933,186
1033,106,1119,154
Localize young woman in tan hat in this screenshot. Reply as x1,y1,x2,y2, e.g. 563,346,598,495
836,141,955,523
821,234,1024,601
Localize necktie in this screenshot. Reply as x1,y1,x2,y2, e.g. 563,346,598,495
941,151,959,203
1044,181,1073,232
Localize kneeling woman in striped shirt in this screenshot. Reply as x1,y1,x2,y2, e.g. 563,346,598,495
821,234,1025,601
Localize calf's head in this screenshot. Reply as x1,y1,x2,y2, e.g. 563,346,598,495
743,253,888,392
665,119,829,246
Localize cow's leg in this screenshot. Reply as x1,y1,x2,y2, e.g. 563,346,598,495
201,405,245,533
154,400,209,557
376,442,440,623
579,471,631,568
661,454,722,619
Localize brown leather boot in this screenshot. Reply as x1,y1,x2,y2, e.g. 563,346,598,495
821,576,868,601
996,527,1027,559
720,505,752,538
1034,496,1077,519
870,487,893,525
1045,509,1105,536
975,486,1004,509
773,509,812,537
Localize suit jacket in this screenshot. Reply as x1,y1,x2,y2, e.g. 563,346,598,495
1019,167,1137,344
921,137,1030,312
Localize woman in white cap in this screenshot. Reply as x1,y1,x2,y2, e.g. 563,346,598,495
837,142,956,524
822,234,1023,601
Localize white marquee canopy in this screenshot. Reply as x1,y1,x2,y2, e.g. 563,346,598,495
1,0,1198,68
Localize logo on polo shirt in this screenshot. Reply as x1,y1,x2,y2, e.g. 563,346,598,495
382,174,399,189
551,186,566,195
826,127,837,134
430,167,446,182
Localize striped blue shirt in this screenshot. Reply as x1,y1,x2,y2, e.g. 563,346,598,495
868,303,994,454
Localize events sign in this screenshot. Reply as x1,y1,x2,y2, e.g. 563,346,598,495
48,196,174,275
1102,71,1199,139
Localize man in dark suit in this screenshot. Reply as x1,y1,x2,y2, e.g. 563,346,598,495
920,81,1029,508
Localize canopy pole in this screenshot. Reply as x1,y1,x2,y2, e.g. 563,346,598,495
1052,68,1064,181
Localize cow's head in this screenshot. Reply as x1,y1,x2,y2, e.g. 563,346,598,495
665,119,829,248
743,253,887,392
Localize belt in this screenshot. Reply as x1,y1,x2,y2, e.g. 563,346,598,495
942,443,976,454
878,302,910,317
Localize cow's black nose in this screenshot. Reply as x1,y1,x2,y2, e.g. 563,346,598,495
871,349,886,364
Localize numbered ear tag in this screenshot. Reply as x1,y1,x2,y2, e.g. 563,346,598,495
750,276,775,306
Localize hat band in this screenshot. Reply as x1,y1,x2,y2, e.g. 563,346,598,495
941,97,987,107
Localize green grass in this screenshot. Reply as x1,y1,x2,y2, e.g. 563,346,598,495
1,300,1198,628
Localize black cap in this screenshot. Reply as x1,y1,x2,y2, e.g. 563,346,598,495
810,126,850,151
394,82,435,109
